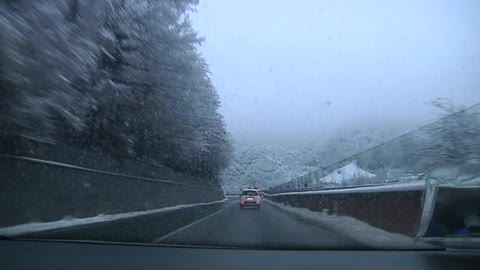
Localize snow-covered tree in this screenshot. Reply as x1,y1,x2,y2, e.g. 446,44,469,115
1,0,101,137
1,0,232,179
418,100,480,166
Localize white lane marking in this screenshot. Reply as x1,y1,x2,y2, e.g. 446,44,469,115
153,206,230,243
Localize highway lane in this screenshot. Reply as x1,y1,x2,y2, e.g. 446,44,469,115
156,198,365,249
20,197,365,249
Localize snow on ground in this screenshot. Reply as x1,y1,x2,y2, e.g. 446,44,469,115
315,161,376,185
264,199,433,249
269,180,425,196
0,199,227,236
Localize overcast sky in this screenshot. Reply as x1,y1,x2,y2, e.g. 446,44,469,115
191,0,480,145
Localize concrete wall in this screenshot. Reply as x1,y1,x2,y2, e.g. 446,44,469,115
0,135,224,227
265,190,423,236
0,134,218,187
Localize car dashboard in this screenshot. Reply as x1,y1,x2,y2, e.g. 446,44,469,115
1,239,479,270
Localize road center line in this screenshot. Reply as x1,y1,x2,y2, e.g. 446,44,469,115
153,205,229,243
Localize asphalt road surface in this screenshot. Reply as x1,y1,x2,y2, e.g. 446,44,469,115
155,198,364,249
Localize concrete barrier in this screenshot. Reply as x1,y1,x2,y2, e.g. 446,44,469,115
264,184,424,236
0,135,224,227
0,155,224,227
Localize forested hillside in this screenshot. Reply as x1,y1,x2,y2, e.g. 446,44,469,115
221,127,403,192
0,0,231,178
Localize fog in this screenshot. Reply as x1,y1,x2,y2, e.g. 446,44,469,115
192,0,480,144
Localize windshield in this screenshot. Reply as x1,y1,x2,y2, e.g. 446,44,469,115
1,0,479,251
242,191,259,196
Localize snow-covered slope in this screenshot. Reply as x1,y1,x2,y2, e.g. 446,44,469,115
314,161,376,185
221,128,402,193
221,144,317,192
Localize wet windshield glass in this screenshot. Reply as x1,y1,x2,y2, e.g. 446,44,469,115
0,0,479,250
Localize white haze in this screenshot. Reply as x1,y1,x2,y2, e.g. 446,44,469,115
191,0,480,145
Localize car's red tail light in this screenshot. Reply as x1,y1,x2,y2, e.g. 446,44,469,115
255,201,260,204
240,201,245,204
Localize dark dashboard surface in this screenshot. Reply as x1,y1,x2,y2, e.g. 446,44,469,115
1,240,479,270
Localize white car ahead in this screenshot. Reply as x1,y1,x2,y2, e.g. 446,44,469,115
239,189,261,209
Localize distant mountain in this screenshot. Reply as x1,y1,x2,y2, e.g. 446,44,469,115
300,127,406,167
221,127,405,193
221,144,317,193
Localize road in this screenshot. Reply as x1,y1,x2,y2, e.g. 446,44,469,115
155,198,364,249
22,197,364,249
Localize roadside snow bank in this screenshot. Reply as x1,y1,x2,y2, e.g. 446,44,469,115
264,199,432,249
0,199,227,236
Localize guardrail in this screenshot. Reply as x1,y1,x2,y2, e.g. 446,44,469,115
267,180,424,195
